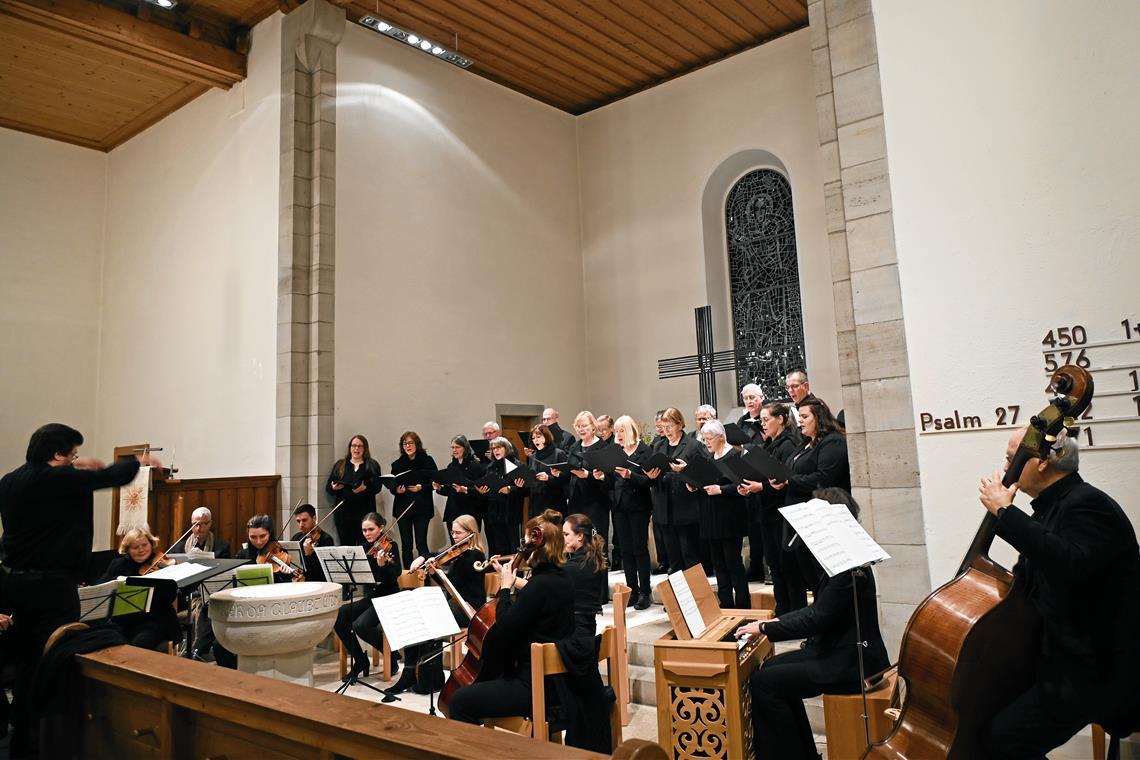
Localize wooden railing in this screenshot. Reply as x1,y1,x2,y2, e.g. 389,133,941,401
62,644,667,760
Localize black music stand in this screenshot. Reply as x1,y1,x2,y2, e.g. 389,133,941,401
318,546,392,699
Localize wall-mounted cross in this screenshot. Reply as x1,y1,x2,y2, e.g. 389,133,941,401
657,306,739,410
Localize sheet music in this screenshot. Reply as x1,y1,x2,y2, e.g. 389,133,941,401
668,569,706,637
779,499,890,576
315,545,372,586
371,586,461,651
78,579,121,621
143,562,212,582
201,569,238,600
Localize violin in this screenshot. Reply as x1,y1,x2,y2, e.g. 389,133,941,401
865,365,1093,759
140,551,175,575
439,527,544,718
365,533,397,564
257,540,306,582
472,552,517,572
417,534,476,578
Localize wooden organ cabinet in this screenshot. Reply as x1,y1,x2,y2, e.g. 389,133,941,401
653,566,773,760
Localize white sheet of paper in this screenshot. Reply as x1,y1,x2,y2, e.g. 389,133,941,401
667,569,706,637
779,499,890,576
371,586,461,651
78,579,122,620
201,568,238,600
504,459,518,474
144,561,212,582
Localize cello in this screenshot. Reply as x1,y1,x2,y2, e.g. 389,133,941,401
864,364,1093,759
438,526,543,718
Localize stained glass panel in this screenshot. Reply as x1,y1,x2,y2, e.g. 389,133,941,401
726,169,806,401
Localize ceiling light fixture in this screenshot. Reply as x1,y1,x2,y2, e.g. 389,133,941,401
358,16,474,69
142,0,177,8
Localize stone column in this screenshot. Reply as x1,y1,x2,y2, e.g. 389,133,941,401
809,0,931,655
277,0,344,527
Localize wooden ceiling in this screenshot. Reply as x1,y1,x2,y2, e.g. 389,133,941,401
0,0,806,151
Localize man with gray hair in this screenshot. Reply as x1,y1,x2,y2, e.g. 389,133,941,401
978,427,1139,757
689,404,718,443
170,505,231,557
480,420,501,461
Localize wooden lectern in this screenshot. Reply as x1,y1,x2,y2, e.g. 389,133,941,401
653,566,773,760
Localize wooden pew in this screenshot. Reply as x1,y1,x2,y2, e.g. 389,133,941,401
60,643,667,760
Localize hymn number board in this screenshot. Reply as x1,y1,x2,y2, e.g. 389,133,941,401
917,317,1140,451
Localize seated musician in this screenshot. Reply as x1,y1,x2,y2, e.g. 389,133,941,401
290,503,334,581
168,506,229,661
213,514,299,668
562,513,607,637
736,488,888,760
392,514,487,694
446,515,574,726
332,511,401,680
168,506,230,557
97,528,182,651
978,428,1140,757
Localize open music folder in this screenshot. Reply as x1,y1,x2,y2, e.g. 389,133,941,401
371,586,461,651
778,498,890,576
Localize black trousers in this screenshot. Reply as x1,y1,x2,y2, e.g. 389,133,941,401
651,517,669,569
983,683,1089,759
1,569,80,755
763,519,805,614
613,510,651,595
485,519,518,558
448,675,533,725
333,597,388,664
708,536,749,609
750,648,857,760
400,514,433,569
747,518,767,579
662,523,702,574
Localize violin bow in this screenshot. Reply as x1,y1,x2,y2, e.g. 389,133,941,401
301,499,345,543
145,519,201,572
279,497,306,539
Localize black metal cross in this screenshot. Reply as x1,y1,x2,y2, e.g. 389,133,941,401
657,306,739,409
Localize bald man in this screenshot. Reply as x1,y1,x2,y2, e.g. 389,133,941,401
978,427,1139,757
542,407,576,450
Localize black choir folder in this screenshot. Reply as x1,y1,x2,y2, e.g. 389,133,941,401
674,455,725,489
469,439,491,458
583,444,630,474
722,422,754,447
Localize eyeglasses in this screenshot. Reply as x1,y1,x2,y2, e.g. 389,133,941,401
785,382,803,390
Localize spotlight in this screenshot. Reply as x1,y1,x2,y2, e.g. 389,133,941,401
142,0,177,8
357,17,475,69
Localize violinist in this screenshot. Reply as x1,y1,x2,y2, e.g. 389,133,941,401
977,428,1140,757
446,516,574,727
391,515,487,695
434,435,486,534
737,488,888,760
169,506,230,557
528,424,569,519
325,434,382,544
235,514,299,583
97,528,182,651
290,503,333,581
387,431,438,569
333,512,402,681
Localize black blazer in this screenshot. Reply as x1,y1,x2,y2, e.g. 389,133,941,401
567,438,611,515
529,445,570,512
388,452,439,519
785,431,850,506
612,442,652,513
699,448,749,540
763,567,889,685
437,456,486,524
650,435,706,526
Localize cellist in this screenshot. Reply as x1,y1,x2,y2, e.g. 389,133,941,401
446,515,573,726
977,427,1139,757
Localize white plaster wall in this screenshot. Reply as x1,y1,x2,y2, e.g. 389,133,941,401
873,0,1140,583
0,129,106,474
576,28,838,426
336,24,587,529
93,15,283,546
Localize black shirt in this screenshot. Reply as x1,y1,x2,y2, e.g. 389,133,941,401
611,443,652,513
437,456,486,524
529,445,570,513
290,529,335,581
996,472,1140,724
486,562,574,678
389,452,439,519
0,458,140,582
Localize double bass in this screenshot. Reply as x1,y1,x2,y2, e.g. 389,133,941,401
438,526,543,718
864,365,1093,759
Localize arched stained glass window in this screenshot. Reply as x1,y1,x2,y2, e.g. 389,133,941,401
725,169,806,401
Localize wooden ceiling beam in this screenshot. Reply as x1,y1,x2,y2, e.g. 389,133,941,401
0,0,246,89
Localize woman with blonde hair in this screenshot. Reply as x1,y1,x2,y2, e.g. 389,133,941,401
566,411,612,566
611,415,655,609
97,529,181,650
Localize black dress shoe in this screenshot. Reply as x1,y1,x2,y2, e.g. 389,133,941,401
635,593,652,610
654,564,669,575
626,594,638,608
344,657,370,682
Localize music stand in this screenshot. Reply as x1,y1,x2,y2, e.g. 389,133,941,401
316,546,392,699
